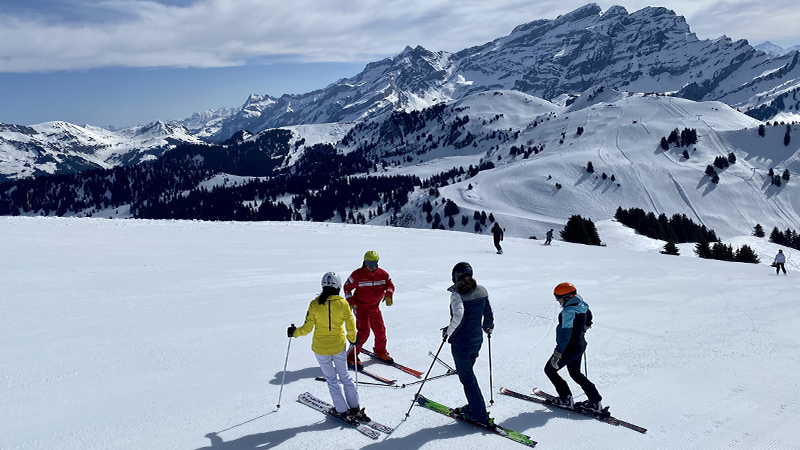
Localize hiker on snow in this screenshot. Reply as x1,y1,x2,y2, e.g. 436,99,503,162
345,250,395,368
491,222,504,254
288,272,370,423
545,282,603,413
442,262,496,428
774,249,787,275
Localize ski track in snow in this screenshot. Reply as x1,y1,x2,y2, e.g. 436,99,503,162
2,217,800,450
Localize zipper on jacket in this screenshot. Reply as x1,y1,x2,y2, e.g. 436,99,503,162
328,301,332,331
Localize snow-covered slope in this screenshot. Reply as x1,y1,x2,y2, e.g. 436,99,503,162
338,87,798,239
2,217,799,450
0,121,204,182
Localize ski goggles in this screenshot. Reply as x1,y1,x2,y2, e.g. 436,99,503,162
364,260,378,268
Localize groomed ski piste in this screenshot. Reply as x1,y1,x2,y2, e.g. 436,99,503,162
2,216,799,450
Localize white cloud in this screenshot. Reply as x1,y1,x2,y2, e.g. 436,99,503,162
0,0,798,72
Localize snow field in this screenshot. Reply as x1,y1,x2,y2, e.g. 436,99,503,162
2,217,800,449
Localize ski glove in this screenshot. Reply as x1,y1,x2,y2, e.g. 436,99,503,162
384,296,393,306
287,324,297,338
483,327,494,336
550,350,562,369
441,326,449,340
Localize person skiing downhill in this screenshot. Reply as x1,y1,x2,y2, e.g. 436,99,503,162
287,272,370,423
544,282,603,413
545,229,554,245
774,249,787,275
491,222,504,254
345,251,395,367
443,262,496,428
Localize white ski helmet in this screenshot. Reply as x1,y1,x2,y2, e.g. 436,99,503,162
321,272,342,290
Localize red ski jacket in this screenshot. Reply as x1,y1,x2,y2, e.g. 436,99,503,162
344,267,395,309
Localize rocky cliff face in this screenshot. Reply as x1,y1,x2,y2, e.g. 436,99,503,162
206,3,800,141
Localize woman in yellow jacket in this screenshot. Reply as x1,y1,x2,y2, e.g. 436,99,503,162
288,272,369,422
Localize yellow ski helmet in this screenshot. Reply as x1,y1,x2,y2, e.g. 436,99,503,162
364,250,380,262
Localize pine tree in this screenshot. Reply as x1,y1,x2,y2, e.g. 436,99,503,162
753,223,765,238
758,124,765,137
694,240,712,259
662,240,680,255
735,245,760,264
560,215,602,246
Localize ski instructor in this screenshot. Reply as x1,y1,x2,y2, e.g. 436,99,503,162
442,262,496,429
345,250,395,367
544,282,603,413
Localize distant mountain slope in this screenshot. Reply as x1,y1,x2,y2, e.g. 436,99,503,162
0,121,204,182
204,3,800,141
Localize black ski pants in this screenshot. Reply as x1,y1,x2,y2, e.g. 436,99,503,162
776,262,787,274
544,348,602,403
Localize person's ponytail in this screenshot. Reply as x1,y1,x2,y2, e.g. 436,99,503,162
317,285,340,305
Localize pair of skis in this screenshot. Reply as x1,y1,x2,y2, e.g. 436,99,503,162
499,387,647,434
345,349,424,385
414,395,538,447
318,350,455,388
297,392,393,439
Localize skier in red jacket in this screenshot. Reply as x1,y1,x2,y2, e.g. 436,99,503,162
345,250,395,367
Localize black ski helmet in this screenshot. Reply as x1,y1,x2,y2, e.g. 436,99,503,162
451,262,473,283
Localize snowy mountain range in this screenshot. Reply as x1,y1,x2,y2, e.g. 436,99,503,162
755,41,800,56
2,3,800,242
0,120,203,182
201,4,800,141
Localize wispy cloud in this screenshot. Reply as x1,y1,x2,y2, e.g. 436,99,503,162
1,0,798,73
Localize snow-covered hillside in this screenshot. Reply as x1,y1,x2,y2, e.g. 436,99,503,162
0,121,204,182
344,88,799,240
2,217,799,450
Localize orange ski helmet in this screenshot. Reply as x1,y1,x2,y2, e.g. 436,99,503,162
553,282,577,301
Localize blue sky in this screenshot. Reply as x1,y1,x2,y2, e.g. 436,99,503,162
1,0,798,128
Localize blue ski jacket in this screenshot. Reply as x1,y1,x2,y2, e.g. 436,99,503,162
555,293,592,354
446,284,494,347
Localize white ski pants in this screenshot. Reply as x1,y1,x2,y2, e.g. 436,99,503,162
315,348,359,413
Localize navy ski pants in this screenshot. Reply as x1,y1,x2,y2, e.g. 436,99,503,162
451,343,489,423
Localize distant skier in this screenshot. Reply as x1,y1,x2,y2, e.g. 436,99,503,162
345,251,395,367
774,249,787,275
545,229,554,245
544,282,603,413
288,272,370,423
491,222,504,254
442,262,496,429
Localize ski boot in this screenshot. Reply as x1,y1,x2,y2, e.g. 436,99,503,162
549,395,574,408
373,347,394,364
347,350,363,370
349,407,371,423
332,408,358,425
575,400,604,414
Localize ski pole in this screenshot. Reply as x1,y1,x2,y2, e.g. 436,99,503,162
487,332,494,405
428,351,456,373
349,342,359,389
584,350,588,377
277,326,294,409
406,336,447,418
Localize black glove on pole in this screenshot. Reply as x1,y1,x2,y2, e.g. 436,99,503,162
405,334,447,418
277,324,295,408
